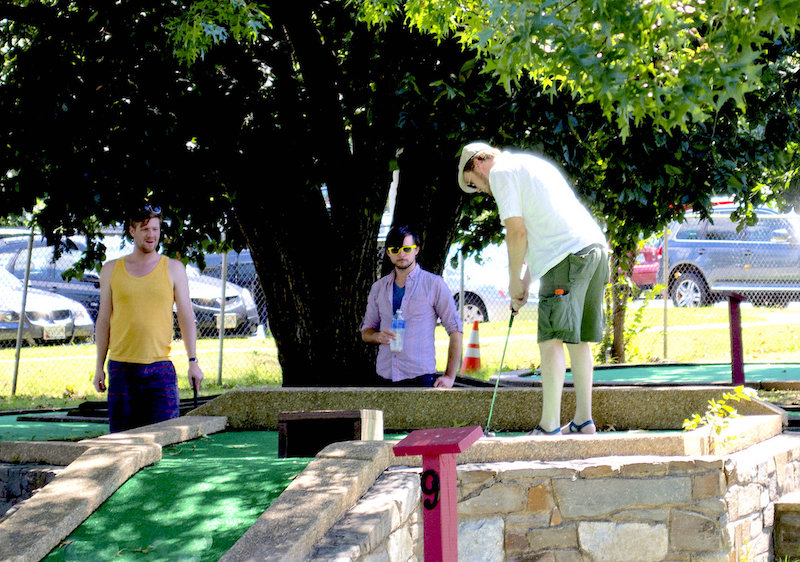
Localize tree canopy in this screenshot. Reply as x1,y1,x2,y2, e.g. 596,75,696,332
168,0,800,136
357,0,800,136
2,0,800,377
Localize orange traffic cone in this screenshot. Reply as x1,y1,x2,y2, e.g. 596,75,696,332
461,320,481,373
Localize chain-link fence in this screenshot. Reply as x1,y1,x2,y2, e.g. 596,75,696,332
0,234,276,402
3,206,800,403
445,204,800,375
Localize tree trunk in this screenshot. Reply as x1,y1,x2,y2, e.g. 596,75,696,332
233,167,384,387
610,261,628,363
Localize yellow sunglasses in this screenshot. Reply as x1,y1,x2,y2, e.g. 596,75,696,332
387,245,418,255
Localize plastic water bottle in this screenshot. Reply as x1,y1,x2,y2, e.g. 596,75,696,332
390,309,405,353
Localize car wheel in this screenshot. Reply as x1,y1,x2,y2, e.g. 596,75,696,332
456,293,489,323
670,272,707,307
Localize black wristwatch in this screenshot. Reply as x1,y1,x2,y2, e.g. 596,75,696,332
188,357,198,363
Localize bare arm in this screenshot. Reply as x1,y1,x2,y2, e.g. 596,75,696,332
434,331,463,388
93,261,115,392
505,216,530,311
169,259,204,390
361,327,397,345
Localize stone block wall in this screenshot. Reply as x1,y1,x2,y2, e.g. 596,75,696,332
774,491,800,559
0,462,63,522
725,436,800,559
317,434,800,561
456,457,732,561
309,469,423,561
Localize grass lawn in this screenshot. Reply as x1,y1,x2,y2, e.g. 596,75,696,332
4,303,800,410
1,336,282,411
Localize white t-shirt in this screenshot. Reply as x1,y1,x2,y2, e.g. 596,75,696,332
490,151,606,281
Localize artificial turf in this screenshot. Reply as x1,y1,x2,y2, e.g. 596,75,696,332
44,431,312,562
0,412,107,442
564,362,800,385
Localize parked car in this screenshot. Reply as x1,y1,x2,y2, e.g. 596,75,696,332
0,236,259,337
0,268,93,346
199,249,268,328
660,205,800,307
631,245,661,295
443,243,539,323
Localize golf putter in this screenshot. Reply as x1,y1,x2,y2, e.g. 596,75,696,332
485,308,515,436
193,380,199,410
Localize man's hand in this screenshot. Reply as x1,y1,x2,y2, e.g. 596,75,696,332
93,369,107,393
189,363,204,391
434,373,455,388
364,329,397,345
510,276,529,312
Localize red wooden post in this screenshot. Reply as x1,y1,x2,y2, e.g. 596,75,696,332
727,292,745,385
393,425,483,562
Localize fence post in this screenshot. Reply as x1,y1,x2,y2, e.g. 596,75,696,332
217,231,228,385
11,227,35,397
662,227,669,359
727,292,745,385
458,247,464,322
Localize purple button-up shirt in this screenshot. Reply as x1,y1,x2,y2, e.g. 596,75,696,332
361,265,462,382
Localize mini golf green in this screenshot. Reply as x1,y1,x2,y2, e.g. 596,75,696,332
0,412,108,442
552,362,800,385
44,431,312,561
3,362,800,560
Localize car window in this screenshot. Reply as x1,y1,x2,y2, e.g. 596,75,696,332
704,216,743,241
53,248,85,278
0,250,17,270
17,246,56,280
675,218,703,240
747,217,791,242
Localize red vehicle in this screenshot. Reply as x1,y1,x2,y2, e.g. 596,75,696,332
631,245,660,293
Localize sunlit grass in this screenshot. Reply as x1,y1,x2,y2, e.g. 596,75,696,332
437,304,800,377
4,302,800,411
0,336,282,411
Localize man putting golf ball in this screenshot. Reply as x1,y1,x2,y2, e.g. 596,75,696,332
458,142,609,435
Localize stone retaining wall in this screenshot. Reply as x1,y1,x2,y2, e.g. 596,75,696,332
774,490,800,558
313,433,800,561
0,463,63,522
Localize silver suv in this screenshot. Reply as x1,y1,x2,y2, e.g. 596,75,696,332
662,206,800,307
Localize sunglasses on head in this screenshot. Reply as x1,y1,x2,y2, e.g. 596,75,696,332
387,245,417,255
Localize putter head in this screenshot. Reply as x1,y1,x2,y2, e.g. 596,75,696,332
484,430,496,437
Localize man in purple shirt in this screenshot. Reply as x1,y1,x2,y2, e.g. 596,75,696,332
361,225,463,388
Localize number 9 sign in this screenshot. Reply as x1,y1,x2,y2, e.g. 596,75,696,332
420,469,440,510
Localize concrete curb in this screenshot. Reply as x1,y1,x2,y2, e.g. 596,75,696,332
0,415,227,562
221,441,395,562
191,386,783,432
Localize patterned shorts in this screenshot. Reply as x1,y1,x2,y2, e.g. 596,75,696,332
107,360,180,433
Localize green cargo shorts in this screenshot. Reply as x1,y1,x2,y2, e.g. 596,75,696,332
537,244,609,344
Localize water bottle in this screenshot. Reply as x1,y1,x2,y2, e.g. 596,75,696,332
390,309,405,352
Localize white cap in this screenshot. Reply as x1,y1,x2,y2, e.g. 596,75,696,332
457,142,494,193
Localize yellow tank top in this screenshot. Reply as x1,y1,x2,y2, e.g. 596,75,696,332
109,255,174,364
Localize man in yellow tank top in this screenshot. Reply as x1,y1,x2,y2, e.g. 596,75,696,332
93,205,204,433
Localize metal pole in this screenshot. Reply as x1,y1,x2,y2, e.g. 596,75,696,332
662,227,669,359
217,233,228,385
11,227,35,396
458,248,464,322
